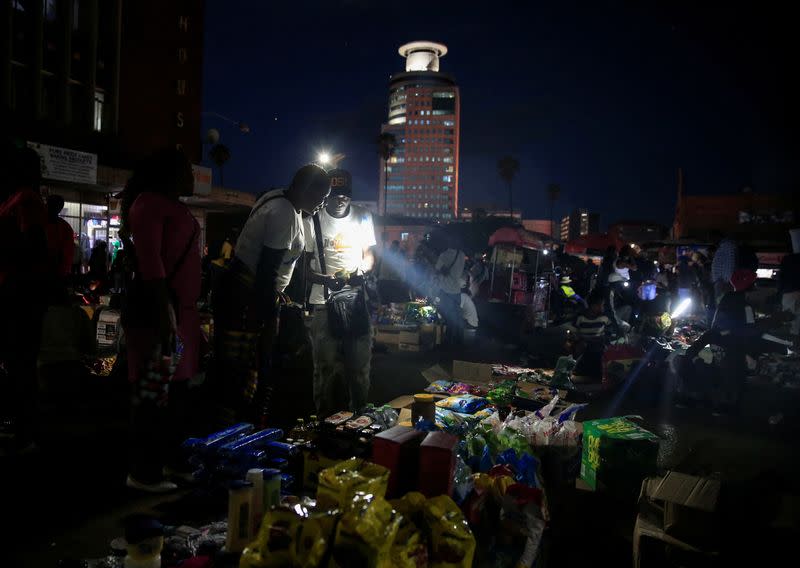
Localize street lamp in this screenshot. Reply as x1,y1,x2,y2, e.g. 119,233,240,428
315,151,346,168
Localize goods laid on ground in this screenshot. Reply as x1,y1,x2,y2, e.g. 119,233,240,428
374,301,443,352
78,358,665,568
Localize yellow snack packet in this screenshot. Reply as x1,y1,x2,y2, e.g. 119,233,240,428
330,492,403,568
317,458,390,509
240,499,338,568
424,495,476,568
391,492,430,568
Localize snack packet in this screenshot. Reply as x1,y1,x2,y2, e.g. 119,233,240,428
390,492,429,568
424,495,476,568
435,394,487,415
425,380,454,394
317,458,390,509
330,492,402,568
240,498,339,568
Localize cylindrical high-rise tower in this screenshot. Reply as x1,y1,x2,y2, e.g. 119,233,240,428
379,41,460,220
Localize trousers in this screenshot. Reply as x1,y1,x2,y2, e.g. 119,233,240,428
310,306,372,416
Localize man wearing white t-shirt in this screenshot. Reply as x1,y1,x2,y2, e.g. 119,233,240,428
304,169,376,414
214,164,330,424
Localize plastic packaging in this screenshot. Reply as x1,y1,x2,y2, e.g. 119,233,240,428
317,458,390,509
219,428,284,457
425,380,454,393
434,394,488,415
447,382,473,395
424,495,476,568
389,492,429,568
330,492,402,568
240,499,339,568
380,405,399,428
181,423,255,454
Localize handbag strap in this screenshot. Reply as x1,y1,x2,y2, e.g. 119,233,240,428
312,213,329,300
166,214,199,288
248,190,288,220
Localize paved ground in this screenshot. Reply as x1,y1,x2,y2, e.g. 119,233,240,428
3,332,799,567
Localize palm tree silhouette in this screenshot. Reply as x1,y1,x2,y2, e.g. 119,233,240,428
209,143,231,187
497,156,520,219
547,183,561,238
376,132,397,216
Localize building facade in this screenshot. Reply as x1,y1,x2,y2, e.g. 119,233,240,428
459,207,522,222
673,189,797,245
2,0,209,252
560,209,599,242
378,41,460,220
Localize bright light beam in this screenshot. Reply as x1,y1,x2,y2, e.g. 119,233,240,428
670,298,692,319
318,151,331,165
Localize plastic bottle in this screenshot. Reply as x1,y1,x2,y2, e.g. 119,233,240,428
226,480,254,553
381,405,399,428
246,468,265,533
305,415,319,441
288,418,306,440
262,468,282,512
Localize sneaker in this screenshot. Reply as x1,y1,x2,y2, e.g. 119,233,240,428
162,466,196,484
126,474,178,493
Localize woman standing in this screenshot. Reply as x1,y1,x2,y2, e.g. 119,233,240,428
121,149,201,492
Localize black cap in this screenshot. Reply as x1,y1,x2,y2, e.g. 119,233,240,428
328,169,352,197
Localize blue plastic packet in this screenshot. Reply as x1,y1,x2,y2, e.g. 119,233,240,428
479,444,494,473
182,423,254,453
515,453,540,488
264,440,300,458
557,403,588,424
268,458,289,471
219,428,284,457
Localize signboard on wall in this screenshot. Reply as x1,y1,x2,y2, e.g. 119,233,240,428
192,164,212,196
27,142,98,185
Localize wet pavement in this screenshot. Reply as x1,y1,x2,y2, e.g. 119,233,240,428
3,336,799,566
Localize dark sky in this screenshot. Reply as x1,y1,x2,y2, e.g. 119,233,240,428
201,0,797,228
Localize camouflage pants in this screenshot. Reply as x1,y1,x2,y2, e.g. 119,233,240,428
310,306,372,415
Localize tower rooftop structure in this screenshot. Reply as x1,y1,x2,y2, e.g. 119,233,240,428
398,41,448,72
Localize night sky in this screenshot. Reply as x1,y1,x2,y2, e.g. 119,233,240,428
201,0,797,228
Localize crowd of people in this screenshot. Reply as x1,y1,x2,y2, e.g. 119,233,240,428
3,142,798,492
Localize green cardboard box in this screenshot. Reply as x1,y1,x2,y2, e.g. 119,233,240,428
580,417,659,494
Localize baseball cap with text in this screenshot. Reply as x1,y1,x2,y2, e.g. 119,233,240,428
328,169,352,197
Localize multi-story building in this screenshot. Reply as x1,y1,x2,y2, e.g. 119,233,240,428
0,1,242,253
560,209,599,242
459,207,522,222
378,41,460,220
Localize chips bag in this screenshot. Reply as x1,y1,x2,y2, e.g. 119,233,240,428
435,394,488,415
240,499,339,568
390,492,429,568
317,458,390,510
424,495,476,568
330,492,402,568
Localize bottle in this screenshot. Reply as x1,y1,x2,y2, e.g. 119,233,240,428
288,418,306,440
411,393,436,424
226,480,254,553
381,405,399,428
305,415,319,441
262,468,282,512
246,468,265,533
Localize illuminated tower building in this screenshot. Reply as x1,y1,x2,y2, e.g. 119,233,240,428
378,41,460,219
